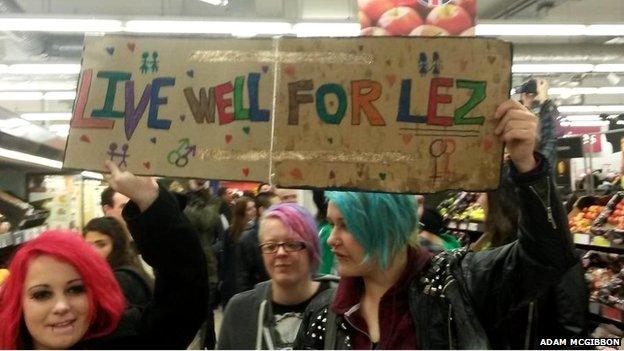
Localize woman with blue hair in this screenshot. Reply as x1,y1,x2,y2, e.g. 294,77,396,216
294,100,577,349
218,203,335,349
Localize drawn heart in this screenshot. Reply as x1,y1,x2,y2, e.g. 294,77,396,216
79,134,90,143
186,69,194,78
143,161,151,169
180,114,186,121
327,137,333,144
487,56,496,64
106,47,115,55
460,59,468,71
386,74,397,87
126,42,135,52
329,170,336,179
284,66,296,77
225,134,233,144
242,126,250,135
242,168,250,177
261,65,269,74
290,168,303,180
379,172,387,181
150,137,157,144
402,134,413,145
482,138,493,151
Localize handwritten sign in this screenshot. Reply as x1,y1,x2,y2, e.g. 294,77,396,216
63,35,511,193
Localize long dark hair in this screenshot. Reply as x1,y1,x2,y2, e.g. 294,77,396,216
484,165,520,247
83,217,153,289
228,196,254,243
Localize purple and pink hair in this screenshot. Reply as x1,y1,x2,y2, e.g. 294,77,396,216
0,230,125,349
261,203,321,272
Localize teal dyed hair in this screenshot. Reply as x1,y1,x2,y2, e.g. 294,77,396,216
325,191,418,269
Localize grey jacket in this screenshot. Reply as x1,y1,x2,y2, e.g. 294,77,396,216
218,276,336,350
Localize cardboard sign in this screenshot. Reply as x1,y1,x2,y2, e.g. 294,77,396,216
63,35,511,194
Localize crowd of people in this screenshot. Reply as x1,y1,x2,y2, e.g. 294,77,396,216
0,100,587,349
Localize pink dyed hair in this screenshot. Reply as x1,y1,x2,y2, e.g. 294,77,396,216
261,203,321,272
0,230,125,349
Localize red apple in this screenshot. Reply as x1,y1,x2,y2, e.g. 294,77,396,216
360,26,391,36
359,10,372,28
426,4,473,35
453,0,477,18
460,26,475,36
377,7,424,35
358,0,396,22
394,0,435,17
409,24,450,36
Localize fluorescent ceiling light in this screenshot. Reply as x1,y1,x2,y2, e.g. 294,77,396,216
293,23,360,37
586,25,624,36
0,92,43,100
559,105,624,114
476,24,587,36
561,115,601,121
43,91,76,101
0,18,123,33
81,171,104,180
0,147,62,169
549,87,624,96
6,64,81,75
47,124,70,137
594,64,624,73
198,0,228,5
124,20,292,35
0,81,76,91
21,112,72,121
512,64,594,73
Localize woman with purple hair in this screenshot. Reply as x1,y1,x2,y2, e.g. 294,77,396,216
217,203,335,350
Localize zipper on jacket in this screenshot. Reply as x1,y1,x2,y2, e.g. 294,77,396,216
343,312,375,349
528,176,557,230
447,303,454,349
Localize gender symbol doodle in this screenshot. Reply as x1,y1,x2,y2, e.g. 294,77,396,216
140,52,150,74
167,138,197,168
140,51,159,74
107,143,130,168
429,138,456,182
419,52,442,76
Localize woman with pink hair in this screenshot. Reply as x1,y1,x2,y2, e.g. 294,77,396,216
0,161,207,349
218,202,336,349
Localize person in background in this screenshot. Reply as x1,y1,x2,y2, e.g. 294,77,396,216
101,186,130,224
473,165,588,349
0,161,207,349
217,187,235,225
519,78,558,170
218,203,334,349
276,188,298,203
219,196,257,307
294,100,577,349
313,190,335,275
240,192,280,292
257,182,274,195
417,207,461,254
83,217,154,307
167,179,220,350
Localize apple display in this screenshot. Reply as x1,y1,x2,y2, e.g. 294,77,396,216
460,26,476,36
377,7,424,35
359,10,372,28
409,24,450,36
453,0,477,18
360,26,391,36
358,0,396,22
426,4,473,35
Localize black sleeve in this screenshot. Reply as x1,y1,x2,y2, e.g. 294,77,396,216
114,269,150,308
461,153,577,329
122,185,208,349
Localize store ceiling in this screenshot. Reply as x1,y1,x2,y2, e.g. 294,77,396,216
0,0,623,145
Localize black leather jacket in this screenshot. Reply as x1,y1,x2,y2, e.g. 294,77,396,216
294,155,577,349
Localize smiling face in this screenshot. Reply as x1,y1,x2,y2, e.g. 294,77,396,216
326,202,376,277
22,255,90,350
259,218,312,287
83,231,113,260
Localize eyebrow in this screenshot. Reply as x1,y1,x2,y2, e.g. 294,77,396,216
27,279,84,292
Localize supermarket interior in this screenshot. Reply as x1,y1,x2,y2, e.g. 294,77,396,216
1,0,624,349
